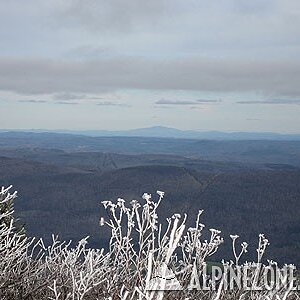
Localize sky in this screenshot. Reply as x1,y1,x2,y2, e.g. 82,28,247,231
0,0,300,133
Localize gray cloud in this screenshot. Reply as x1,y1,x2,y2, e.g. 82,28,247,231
18,99,47,103
197,99,222,103
1,57,300,97
53,93,88,101
189,106,205,110
156,99,201,105
65,45,114,59
53,93,104,101
156,99,221,105
97,101,131,107
237,99,300,105
229,0,275,15
54,101,79,105
2,1,300,62
57,0,168,33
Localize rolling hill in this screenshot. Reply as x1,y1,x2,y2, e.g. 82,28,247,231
0,152,299,265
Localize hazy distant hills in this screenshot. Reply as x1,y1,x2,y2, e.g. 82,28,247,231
1,131,300,166
1,126,300,140
79,126,300,140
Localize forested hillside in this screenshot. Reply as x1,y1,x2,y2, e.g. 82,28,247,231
1,132,300,166
0,140,299,265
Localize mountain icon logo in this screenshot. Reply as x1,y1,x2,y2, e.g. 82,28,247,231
146,263,183,291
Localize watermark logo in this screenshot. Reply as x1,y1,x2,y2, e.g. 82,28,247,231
146,263,299,292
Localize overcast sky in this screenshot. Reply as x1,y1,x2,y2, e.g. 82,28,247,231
1,0,300,133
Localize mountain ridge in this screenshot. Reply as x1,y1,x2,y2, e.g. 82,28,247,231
1,126,300,140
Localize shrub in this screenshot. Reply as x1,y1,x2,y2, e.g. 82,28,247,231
0,186,298,299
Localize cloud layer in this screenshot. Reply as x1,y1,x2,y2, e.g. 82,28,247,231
1,57,300,98
1,0,300,132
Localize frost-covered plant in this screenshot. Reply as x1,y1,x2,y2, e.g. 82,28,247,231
0,185,299,300
98,192,299,300
0,185,40,299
